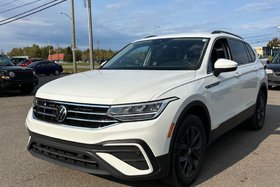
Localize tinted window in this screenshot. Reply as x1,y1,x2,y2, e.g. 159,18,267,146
228,39,249,65
0,56,14,66
272,53,280,64
244,43,256,62
102,38,209,70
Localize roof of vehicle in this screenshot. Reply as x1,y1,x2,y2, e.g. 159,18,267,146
12,56,29,59
134,31,243,43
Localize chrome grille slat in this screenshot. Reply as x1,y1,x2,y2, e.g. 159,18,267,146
35,110,56,117
67,110,107,116
66,117,118,123
33,98,117,128
38,105,57,111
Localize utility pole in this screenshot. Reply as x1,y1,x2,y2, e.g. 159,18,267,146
85,0,94,70
97,40,99,62
71,0,77,73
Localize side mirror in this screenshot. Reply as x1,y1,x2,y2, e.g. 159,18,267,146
214,59,238,77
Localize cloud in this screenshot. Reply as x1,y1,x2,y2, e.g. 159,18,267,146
236,0,280,12
105,2,129,10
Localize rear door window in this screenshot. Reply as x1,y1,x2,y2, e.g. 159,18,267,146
228,39,250,65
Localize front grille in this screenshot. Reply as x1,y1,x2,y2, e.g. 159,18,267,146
13,70,34,80
33,98,119,128
29,142,100,170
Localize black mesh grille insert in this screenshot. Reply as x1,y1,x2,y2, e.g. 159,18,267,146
29,142,100,170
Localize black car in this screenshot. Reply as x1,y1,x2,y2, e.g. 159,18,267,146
28,61,63,76
267,53,280,89
0,55,38,95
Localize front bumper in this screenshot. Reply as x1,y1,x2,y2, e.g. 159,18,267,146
27,131,168,180
0,78,38,91
267,73,280,86
25,99,180,179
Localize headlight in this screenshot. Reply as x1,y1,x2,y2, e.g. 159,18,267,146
32,71,36,76
107,97,178,122
8,71,15,78
0,71,10,79
266,69,273,74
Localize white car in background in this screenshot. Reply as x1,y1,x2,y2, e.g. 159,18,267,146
26,30,267,186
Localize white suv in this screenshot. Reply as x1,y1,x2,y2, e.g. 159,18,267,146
26,31,267,186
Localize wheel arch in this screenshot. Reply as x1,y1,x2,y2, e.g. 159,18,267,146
259,82,268,102
164,100,211,178
171,101,211,146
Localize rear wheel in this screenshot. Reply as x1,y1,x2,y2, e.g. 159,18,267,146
249,91,266,130
54,70,60,76
166,115,207,187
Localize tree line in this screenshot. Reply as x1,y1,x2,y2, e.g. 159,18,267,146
8,44,117,62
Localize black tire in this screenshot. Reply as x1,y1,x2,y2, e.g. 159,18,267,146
249,91,266,130
166,115,207,187
20,87,34,94
0,87,4,97
54,70,60,76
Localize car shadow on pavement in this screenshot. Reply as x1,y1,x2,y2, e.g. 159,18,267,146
97,104,280,187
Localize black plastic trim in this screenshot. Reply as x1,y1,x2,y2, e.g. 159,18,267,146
27,131,169,180
210,104,255,142
212,30,243,39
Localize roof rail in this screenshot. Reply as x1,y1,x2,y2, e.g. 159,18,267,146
211,30,243,39
145,35,157,38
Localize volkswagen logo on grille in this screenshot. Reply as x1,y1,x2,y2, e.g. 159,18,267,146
56,105,67,122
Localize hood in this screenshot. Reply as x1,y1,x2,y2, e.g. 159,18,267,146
268,64,280,72
36,70,196,105
0,65,33,71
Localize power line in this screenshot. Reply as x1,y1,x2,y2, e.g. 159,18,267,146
0,0,67,26
0,0,20,8
0,0,62,23
0,0,43,14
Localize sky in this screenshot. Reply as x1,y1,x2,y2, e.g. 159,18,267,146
0,0,280,52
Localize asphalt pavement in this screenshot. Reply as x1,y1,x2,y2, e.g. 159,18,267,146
0,75,280,187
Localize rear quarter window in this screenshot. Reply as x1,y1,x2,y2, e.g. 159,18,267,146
244,43,256,62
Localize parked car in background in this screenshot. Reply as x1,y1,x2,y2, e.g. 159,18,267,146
28,61,63,76
266,53,280,89
11,56,29,65
0,55,38,95
18,59,33,67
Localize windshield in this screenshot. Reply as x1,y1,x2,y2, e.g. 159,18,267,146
0,56,14,66
272,53,280,64
102,38,209,70
28,61,40,68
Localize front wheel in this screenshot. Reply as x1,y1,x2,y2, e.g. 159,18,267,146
20,87,34,94
249,91,267,130
167,115,207,187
